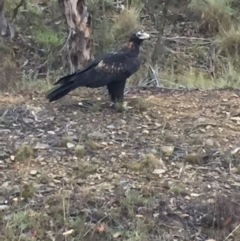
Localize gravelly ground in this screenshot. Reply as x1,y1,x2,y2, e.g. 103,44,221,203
0,88,240,241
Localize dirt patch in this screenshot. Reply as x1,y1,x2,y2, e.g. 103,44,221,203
0,88,240,241
0,94,25,106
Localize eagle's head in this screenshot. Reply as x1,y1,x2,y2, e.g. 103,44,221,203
129,30,150,45
127,31,150,49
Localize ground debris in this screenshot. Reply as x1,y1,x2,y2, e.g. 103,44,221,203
0,89,240,240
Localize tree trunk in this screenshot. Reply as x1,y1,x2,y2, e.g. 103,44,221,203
59,0,93,73
151,3,167,67
0,0,7,36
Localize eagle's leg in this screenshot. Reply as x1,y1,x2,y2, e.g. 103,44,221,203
107,80,127,111
107,80,126,103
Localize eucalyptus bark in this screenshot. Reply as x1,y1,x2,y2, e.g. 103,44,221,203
59,0,93,73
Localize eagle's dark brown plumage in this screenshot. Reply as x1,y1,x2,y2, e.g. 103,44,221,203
46,31,150,103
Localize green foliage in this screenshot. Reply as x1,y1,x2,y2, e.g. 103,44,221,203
31,26,64,46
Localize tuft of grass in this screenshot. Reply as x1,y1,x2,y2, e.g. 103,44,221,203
0,118,11,127
169,184,185,195
75,161,98,178
38,173,52,184
15,144,33,162
114,102,125,112
215,26,240,56
86,139,100,150
44,194,63,207
90,0,143,54
89,104,101,112
20,182,36,199
178,68,214,89
75,145,86,158
142,153,159,167
128,153,159,172
111,7,142,39
0,59,18,92
216,59,240,88
188,0,235,33
60,136,71,147
130,98,150,112
16,74,53,93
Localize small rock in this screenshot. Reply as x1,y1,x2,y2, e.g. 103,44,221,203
23,118,34,124
160,146,174,156
0,205,10,210
190,193,201,197
197,117,206,123
88,131,107,140
205,138,214,146
53,179,61,184
47,131,56,135
164,122,171,130
67,142,75,149
63,177,70,183
10,155,15,161
113,232,122,238
1,182,9,188
152,169,166,174
107,125,115,129
49,182,57,187
142,129,149,135
230,167,238,174
30,170,38,176
34,143,49,150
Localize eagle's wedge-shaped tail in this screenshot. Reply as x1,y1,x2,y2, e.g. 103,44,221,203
45,80,76,102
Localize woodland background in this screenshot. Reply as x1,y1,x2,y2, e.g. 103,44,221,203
1,1,240,241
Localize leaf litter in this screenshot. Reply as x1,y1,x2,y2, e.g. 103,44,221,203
0,88,240,240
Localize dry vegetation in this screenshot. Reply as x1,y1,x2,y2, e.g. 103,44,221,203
1,0,240,240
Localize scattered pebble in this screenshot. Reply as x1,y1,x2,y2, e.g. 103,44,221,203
161,146,174,156
30,170,38,176
205,138,214,146
67,142,75,149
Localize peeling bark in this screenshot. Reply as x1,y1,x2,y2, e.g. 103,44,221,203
0,0,7,36
59,0,93,73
